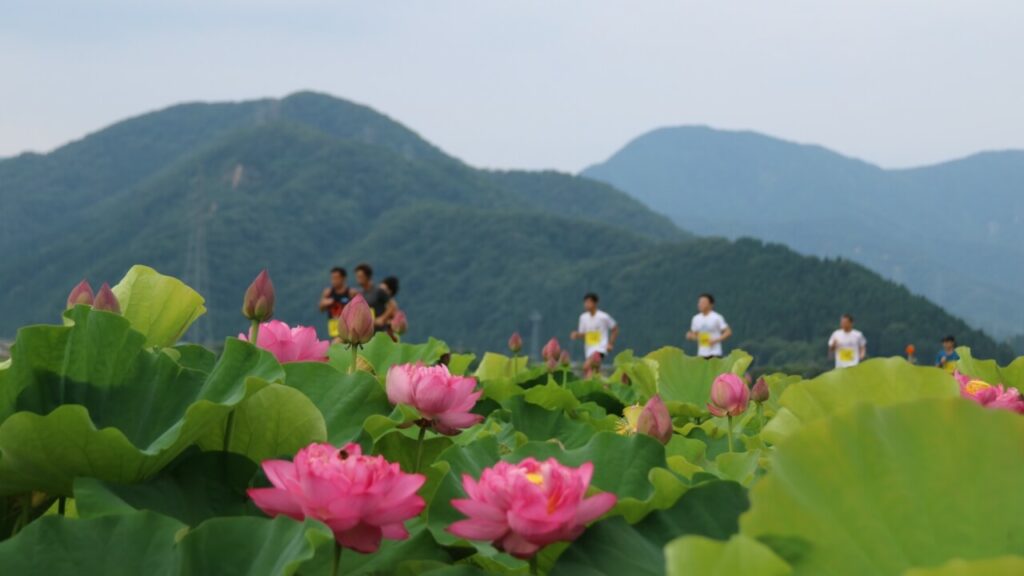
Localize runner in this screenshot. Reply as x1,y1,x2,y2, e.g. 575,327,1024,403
375,276,401,332
355,263,391,329
828,314,867,369
570,293,618,366
686,293,731,358
935,335,960,373
318,267,355,341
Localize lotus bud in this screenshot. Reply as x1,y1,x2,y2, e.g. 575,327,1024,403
546,356,559,373
339,294,374,346
242,269,275,322
707,373,750,417
508,332,523,354
751,376,770,404
390,310,408,335
541,337,561,362
92,283,121,314
66,280,95,309
637,395,672,445
558,350,571,367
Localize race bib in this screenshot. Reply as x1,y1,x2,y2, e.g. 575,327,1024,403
943,360,958,374
585,331,601,347
698,332,712,347
327,318,339,338
838,348,855,363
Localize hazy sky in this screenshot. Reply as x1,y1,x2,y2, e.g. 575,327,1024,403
3,1,1023,172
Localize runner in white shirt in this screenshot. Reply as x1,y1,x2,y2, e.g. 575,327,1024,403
686,293,732,358
828,314,867,369
570,293,619,364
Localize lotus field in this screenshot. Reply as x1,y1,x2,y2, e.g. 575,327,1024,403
0,265,1022,576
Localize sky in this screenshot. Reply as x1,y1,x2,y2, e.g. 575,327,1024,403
3,0,1023,172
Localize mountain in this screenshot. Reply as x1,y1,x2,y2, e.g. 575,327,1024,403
0,94,1013,372
581,126,1024,341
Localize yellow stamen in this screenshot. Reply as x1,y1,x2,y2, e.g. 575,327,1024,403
525,472,545,486
966,380,991,395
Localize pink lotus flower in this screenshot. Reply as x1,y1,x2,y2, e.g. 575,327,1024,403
637,395,673,444
92,283,121,314
955,372,1024,413
707,373,750,417
542,338,561,361
66,280,95,309
390,310,408,335
242,270,275,322
386,363,484,434
583,352,603,379
751,376,770,404
248,442,425,553
448,458,617,558
558,350,571,367
239,320,329,363
508,332,523,354
339,294,374,346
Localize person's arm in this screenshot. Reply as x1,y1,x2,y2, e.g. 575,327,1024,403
686,318,698,341
376,299,398,326
318,288,334,311
828,334,836,358
714,326,733,345
571,317,583,340
608,325,620,350
859,337,867,360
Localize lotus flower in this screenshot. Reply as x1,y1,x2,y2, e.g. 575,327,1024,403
508,332,523,354
248,442,425,553
954,372,1024,413
338,294,374,346
558,350,571,367
617,395,672,444
448,458,617,558
242,269,275,322
92,283,121,314
390,310,408,335
239,320,329,363
751,376,770,404
542,338,561,361
386,363,484,434
66,280,95,309
708,373,750,417
583,352,602,379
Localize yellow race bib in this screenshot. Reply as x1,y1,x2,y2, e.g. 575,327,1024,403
327,318,339,338
838,348,855,363
698,332,712,347
585,331,601,346
943,360,958,374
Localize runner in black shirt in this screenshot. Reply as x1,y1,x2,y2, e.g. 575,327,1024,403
319,267,355,341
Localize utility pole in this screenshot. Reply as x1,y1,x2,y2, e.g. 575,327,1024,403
529,310,542,361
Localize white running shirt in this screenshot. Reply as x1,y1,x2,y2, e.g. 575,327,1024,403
578,310,617,357
829,329,866,368
690,311,729,357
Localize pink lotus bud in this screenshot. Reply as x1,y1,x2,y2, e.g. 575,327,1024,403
338,294,374,346
559,350,571,367
66,280,95,309
583,352,603,378
637,395,673,444
707,373,750,417
546,356,559,373
542,338,561,361
390,310,408,335
448,458,617,558
92,283,121,314
386,363,484,434
242,270,275,322
248,442,425,553
751,376,770,404
508,332,523,354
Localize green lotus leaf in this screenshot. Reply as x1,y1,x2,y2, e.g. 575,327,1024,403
281,362,392,444
644,347,752,410
0,510,334,575
372,429,454,474
902,556,1024,576
73,449,258,525
111,265,206,348
763,358,957,444
0,308,279,495
954,347,1024,389
447,353,477,376
327,333,449,377
743,399,1024,575
523,378,581,411
503,396,614,449
552,481,749,576
343,519,452,575
613,349,659,399
665,534,792,576
473,352,530,383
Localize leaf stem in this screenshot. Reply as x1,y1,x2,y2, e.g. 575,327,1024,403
529,554,540,575
414,425,428,472
58,496,66,517
726,414,734,453
249,318,260,344
332,542,342,576
349,344,358,374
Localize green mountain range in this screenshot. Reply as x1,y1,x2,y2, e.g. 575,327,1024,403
582,126,1024,341
0,92,1012,372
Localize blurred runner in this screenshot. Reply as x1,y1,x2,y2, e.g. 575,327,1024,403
828,314,866,369
686,293,731,358
935,335,960,373
570,292,618,367
355,263,391,330
318,267,355,342
375,276,401,333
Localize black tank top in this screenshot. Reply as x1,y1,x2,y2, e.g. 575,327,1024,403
327,288,352,318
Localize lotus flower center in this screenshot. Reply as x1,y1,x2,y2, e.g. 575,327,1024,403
966,380,991,395
525,472,545,486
